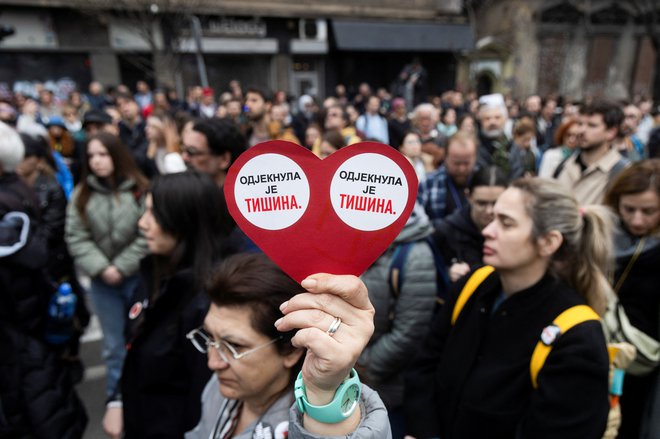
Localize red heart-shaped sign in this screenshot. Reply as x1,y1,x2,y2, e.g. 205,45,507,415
224,140,418,283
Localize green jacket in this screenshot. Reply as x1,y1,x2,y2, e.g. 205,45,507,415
65,175,147,278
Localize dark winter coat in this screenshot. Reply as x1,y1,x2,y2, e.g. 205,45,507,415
120,258,213,438
612,228,660,439
0,174,51,338
404,270,610,439
359,204,437,409
433,204,483,270
0,321,87,439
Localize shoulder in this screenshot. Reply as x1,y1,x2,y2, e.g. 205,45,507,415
421,166,447,184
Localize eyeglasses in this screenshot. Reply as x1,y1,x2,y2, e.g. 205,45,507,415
186,327,282,362
183,146,210,157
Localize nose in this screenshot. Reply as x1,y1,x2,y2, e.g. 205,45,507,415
482,219,496,239
137,212,148,232
207,347,229,371
630,210,645,227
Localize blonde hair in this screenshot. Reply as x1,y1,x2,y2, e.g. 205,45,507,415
513,178,614,315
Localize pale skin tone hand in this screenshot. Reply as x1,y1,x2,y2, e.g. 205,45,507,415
102,406,123,439
449,262,471,282
101,266,123,286
275,273,375,436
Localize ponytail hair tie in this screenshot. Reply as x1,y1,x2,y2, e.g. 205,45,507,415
579,207,586,217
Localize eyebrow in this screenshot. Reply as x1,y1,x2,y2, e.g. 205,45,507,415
202,324,250,345
495,212,517,224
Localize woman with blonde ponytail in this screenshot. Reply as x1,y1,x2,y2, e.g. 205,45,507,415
405,177,612,439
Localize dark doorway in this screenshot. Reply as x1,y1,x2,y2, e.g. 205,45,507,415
476,72,494,96
326,51,457,101
118,53,154,89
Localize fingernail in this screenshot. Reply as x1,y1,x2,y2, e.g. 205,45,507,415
279,301,288,312
274,318,282,327
301,278,317,290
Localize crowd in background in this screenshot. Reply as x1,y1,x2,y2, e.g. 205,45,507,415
0,71,659,439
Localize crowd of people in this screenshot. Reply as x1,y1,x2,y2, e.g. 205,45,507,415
0,75,659,439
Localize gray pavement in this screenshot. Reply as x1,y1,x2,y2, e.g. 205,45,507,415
78,316,108,439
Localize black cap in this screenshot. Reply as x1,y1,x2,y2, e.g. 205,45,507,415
83,109,112,127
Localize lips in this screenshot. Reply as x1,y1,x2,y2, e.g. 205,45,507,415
483,245,495,256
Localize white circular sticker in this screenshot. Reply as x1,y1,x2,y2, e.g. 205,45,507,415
330,153,409,231
234,154,310,230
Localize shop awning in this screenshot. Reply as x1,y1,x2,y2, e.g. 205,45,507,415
332,20,474,52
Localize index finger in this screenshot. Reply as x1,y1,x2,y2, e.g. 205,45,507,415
301,273,373,312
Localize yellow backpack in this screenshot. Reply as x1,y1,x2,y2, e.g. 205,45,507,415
451,265,600,389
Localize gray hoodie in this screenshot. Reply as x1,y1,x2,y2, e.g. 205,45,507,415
358,202,437,409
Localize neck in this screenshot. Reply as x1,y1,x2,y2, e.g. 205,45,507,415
252,115,269,129
241,374,289,422
214,172,226,188
498,259,548,296
580,142,610,166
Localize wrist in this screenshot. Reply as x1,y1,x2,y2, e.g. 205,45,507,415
304,379,346,406
295,369,361,424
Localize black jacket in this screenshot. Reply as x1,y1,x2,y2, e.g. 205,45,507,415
0,321,87,438
404,270,609,439
613,230,660,439
120,259,212,438
0,174,52,338
433,204,483,270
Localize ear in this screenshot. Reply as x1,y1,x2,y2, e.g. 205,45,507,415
217,151,232,172
537,230,563,258
605,126,618,142
283,347,304,369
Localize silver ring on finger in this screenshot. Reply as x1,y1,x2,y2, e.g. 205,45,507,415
326,316,341,337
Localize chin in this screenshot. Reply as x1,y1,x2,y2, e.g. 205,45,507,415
218,382,243,400
482,254,499,267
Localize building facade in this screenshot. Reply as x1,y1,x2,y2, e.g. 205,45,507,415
461,0,657,100
0,0,474,100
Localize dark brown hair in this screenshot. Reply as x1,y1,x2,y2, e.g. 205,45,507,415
75,132,148,221
207,253,304,356
604,159,660,212
321,129,345,151
513,117,536,137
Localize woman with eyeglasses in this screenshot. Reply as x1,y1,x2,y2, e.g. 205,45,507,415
186,252,391,439
537,118,579,179
102,171,234,439
433,166,508,283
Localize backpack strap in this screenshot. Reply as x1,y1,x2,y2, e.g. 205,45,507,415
451,265,495,325
389,242,415,297
609,157,629,180
423,236,451,305
388,237,451,308
529,305,600,389
552,150,577,179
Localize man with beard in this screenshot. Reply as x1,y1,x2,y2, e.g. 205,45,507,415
476,94,514,178
180,118,255,253
556,100,629,205
418,132,477,229
613,102,646,162
181,118,245,187
244,87,298,147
